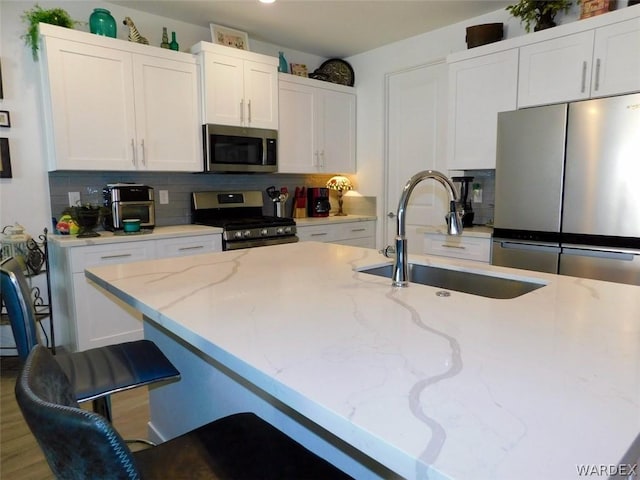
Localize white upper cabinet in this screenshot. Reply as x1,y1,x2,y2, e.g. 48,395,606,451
518,30,595,107
40,24,201,172
518,16,640,107
591,17,640,98
278,74,356,174
447,49,518,170
192,42,278,129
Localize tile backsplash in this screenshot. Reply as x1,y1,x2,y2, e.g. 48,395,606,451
48,171,374,228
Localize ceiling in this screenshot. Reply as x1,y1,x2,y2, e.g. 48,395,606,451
115,1,512,58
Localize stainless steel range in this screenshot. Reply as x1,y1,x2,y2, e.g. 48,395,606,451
192,190,297,250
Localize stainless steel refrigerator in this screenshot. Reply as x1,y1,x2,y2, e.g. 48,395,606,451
491,92,640,286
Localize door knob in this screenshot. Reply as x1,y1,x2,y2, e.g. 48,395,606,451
387,212,396,218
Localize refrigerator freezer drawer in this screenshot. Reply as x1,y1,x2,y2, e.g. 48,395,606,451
559,247,640,286
491,240,560,274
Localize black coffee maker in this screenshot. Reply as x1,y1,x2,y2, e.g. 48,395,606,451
452,176,474,227
307,187,331,217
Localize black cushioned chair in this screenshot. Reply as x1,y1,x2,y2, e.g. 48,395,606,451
16,345,353,479
1,256,180,422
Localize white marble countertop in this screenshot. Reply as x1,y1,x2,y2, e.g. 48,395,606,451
417,224,493,238
294,214,376,226
48,225,222,247
85,242,640,480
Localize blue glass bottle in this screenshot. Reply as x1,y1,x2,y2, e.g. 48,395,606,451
89,8,117,38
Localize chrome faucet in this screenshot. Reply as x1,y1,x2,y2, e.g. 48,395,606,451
384,170,463,287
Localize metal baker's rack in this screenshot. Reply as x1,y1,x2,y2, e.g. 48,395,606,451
0,228,55,354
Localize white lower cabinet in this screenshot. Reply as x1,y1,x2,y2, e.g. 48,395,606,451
50,232,222,352
424,232,491,263
297,220,375,248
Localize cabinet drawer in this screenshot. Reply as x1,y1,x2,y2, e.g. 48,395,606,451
296,225,337,242
424,233,490,263
69,242,155,273
335,221,375,240
156,235,222,258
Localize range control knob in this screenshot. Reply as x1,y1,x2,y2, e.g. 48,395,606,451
243,230,252,238
260,228,269,236
276,227,284,235
284,226,292,233
234,231,243,239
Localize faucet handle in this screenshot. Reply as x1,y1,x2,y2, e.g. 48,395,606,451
380,245,396,258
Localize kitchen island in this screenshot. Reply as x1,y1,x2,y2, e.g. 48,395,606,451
85,241,640,480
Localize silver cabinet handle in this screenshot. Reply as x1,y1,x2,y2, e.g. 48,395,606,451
177,245,204,251
441,244,466,249
594,58,601,92
240,99,244,124
580,61,587,93
131,139,137,166
247,99,252,124
387,212,396,218
140,139,146,166
310,232,328,237
318,150,325,168
100,253,133,260
351,228,366,232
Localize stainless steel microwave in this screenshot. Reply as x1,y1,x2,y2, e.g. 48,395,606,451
202,124,277,173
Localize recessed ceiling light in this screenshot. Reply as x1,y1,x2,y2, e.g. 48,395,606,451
259,0,276,3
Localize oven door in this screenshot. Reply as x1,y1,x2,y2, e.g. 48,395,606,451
224,235,298,251
203,124,277,173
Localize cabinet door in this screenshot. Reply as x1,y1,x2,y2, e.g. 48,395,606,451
244,60,279,129
202,52,244,126
591,17,640,98
320,89,356,174
133,55,201,171
278,81,317,173
448,49,518,170
42,37,136,171
68,242,155,351
518,30,595,107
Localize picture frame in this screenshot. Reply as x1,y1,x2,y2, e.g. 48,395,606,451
210,24,250,51
0,111,10,128
0,59,3,100
290,63,308,77
0,138,12,178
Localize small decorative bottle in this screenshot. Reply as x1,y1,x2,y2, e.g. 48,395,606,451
161,27,170,48
89,8,117,38
169,31,179,51
278,51,288,73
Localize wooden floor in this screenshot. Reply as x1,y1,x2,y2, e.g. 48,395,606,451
1,355,151,479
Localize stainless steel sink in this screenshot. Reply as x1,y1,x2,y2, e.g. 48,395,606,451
359,263,545,299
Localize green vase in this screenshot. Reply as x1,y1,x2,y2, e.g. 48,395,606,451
169,31,179,51
89,8,116,38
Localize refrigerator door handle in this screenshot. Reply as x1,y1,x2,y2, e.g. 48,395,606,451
495,241,561,253
562,247,636,262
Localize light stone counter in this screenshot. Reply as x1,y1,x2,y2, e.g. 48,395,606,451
85,242,640,480
49,224,222,247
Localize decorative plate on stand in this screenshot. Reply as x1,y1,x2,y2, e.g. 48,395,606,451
313,59,355,86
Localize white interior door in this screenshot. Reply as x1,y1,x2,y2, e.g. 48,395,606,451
385,61,449,253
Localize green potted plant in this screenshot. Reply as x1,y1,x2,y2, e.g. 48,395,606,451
506,0,573,32
21,4,79,60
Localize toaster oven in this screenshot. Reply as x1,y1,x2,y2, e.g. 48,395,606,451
102,183,155,230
